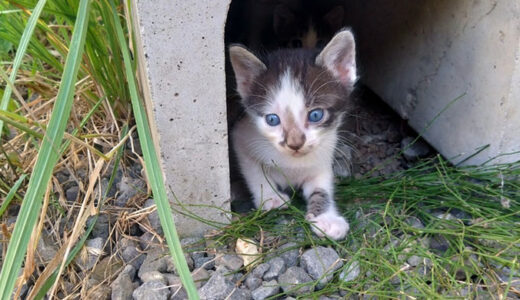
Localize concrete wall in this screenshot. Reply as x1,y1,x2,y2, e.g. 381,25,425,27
131,0,519,236
345,0,520,165
133,0,231,237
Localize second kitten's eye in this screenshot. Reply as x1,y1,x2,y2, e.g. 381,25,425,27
308,108,324,123
265,114,281,126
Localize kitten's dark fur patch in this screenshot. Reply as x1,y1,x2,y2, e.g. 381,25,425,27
307,188,330,217
245,49,354,128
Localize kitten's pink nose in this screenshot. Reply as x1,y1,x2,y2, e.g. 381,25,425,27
287,143,303,151
286,131,306,151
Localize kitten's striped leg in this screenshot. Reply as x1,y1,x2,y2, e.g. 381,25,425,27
303,172,349,240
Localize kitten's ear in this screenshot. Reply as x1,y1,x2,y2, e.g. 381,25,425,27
315,29,357,86
229,45,266,98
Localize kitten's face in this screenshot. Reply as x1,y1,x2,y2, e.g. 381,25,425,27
250,65,347,158
230,29,357,158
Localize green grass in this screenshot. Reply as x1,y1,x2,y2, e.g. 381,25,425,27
0,0,195,298
207,155,520,299
0,0,91,297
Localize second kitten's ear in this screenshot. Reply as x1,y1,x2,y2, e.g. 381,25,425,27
315,29,357,86
229,45,266,98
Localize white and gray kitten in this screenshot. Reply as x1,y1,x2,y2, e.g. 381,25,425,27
229,29,357,240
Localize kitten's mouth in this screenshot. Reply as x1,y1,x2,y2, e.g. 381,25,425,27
291,150,307,157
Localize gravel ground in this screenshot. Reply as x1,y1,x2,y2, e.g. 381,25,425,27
116,85,443,300
13,86,518,299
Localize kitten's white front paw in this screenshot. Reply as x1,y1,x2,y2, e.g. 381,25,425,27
259,192,290,211
307,212,349,240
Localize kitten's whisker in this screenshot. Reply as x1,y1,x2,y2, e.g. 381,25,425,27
307,69,332,102
309,80,340,100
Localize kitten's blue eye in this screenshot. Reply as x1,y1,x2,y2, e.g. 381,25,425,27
265,114,280,126
308,108,324,123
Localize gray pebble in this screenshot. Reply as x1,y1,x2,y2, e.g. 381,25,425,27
97,177,117,199
87,237,105,252
263,257,286,281
245,276,262,290
191,267,210,288
139,232,161,250
227,287,253,300
170,288,188,300
115,176,146,207
56,170,70,183
278,266,314,296
429,234,450,254
36,232,58,266
451,208,472,222
121,264,137,279
75,237,105,271
216,254,244,271
278,242,300,267
415,263,432,278
181,237,204,252
194,255,215,270
140,198,163,235
434,212,456,221
214,265,234,282
407,255,422,267
66,185,79,202
251,263,270,278
87,214,111,240
405,216,424,230
138,247,176,280
164,274,187,300
89,284,111,299
198,272,234,300
120,238,145,269
477,238,504,249
132,280,170,300
339,261,361,283
252,280,280,300
301,246,343,289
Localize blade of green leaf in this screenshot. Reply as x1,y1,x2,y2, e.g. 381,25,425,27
0,174,27,217
0,0,91,297
107,0,199,298
0,111,43,139
0,0,47,138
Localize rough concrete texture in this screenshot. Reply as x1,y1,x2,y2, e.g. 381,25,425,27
345,0,520,165
133,0,231,236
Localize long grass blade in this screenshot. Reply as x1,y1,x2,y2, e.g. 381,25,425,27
107,0,199,298
0,0,91,297
0,0,47,138
0,174,27,217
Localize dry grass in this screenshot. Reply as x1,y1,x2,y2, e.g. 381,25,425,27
0,1,161,298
